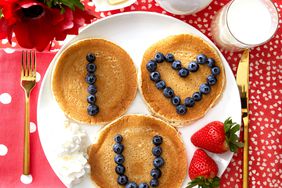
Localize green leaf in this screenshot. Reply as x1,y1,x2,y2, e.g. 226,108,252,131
41,0,85,12
0,9,3,18
224,117,232,133
230,133,239,142
235,142,244,148
229,144,236,152
61,0,84,10
61,0,75,10
224,118,243,153
230,124,240,134
186,176,220,188
60,7,65,14
47,1,53,8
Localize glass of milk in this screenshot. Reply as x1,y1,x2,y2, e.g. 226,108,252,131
211,0,279,52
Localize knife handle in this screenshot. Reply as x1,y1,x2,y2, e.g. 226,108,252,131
243,115,249,188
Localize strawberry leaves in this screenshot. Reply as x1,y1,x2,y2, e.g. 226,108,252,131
224,117,244,152
186,176,220,188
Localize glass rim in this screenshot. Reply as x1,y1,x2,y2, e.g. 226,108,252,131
225,0,279,47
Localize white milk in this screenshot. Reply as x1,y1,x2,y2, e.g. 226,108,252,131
227,0,273,45
211,0,278,51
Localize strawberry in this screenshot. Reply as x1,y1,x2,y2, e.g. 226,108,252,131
187,149,220,188
191,117,243,153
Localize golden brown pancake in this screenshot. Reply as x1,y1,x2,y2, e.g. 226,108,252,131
52,39,137,125
88,114,187,188
139,34,226,126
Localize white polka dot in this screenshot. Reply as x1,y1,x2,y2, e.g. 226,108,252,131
11,42,17,47
1,39,8,44
0,93,12,104
50,49,59,53
36,72,41,82
0,144,8,156
58,41,65,46
87,2,94,6
30,122,36,133
20,174,33,184
3,48,15,54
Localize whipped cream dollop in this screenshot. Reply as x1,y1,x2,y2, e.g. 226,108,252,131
56,119,90,187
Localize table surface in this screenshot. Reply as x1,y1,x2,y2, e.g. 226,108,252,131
0,0,281,187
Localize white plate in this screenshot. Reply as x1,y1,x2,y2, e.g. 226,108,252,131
37,12,241,188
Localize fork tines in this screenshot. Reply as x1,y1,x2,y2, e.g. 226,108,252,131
21,51,36,78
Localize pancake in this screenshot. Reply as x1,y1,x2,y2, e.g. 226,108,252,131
88,114,187,188
139,34,226,126
52,39,137,125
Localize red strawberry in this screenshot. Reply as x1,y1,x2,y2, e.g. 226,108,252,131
191,118,243,153
187,149,220,188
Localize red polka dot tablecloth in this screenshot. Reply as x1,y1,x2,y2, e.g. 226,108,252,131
0,0,281,187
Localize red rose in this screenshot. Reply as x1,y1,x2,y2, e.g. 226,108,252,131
0,0,94,51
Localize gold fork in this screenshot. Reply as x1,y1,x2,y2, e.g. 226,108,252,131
20,50,36,175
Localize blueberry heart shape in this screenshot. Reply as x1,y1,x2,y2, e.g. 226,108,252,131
146,52,220,115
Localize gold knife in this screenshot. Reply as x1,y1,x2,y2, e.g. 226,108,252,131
236,49,250,188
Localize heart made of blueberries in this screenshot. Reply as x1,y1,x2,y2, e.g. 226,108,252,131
146,52,220,115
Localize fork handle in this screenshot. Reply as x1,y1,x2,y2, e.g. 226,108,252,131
23,91,30,175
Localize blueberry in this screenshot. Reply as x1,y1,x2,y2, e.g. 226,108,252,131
207,58,215,68
117,175,128,185
176,104,187,115
88,85,97,95
184,97,195,107
126,182,138,188
113,143,124,154
114,134,123,143
139,183,149,188
86,53,96,63
192,92,202,101
150,168,162,179
87,95,96,104
212,66,220,75
87,105,99,116
207,75,217,85
150,72,161,82
115,165,125,175
165,53,175,62
153,157,165,168
187,61,199,72
152,146,162,157
153,135,163,146
150,179,159,187
178,68,189,77
86,63,96,73
199,83,211,94
163,87,174,98
146,60,157,72
155,52,165,63
155,80,166,90
196,54,208,64
114,154,125,165
85,74,96,84
172,60,182,70
171,96,181,106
